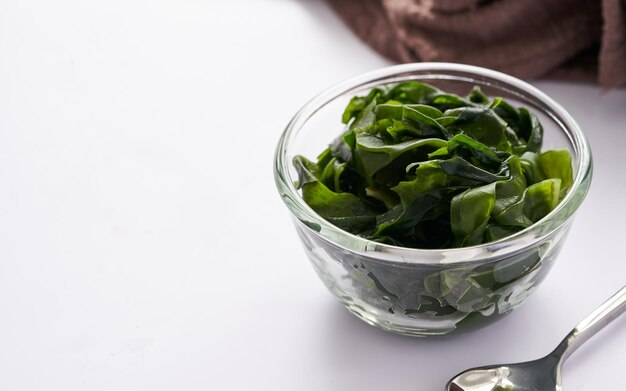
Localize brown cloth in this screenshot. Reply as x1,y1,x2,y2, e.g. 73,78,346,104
326,0,626,88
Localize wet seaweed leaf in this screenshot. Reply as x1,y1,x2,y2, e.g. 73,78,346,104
293,81,573,249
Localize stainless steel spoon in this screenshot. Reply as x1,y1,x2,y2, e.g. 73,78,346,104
446,285,626,391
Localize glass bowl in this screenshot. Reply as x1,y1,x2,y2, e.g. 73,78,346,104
274,63,592,337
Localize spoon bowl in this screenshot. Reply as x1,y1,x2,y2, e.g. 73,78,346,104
447,357,560,391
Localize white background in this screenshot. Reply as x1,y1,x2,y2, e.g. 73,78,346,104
0,1,625,390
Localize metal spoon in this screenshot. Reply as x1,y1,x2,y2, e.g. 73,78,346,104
446,285,626,391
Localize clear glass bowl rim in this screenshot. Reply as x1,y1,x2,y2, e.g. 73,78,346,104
274,62,592,264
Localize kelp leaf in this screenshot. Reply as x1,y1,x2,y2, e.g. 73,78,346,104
330,130,356,163
538,148,573,198
392,162,448,208
387,81,439,103
520,151,544,186
451,183,496,246
373,187,456,237
522,149,572,199
402,104,449,138
494,99,521,131
365,185,400,209
484,224,521,242
446,107,512,152
372,162,452,236
518,108,543,153
439,156,508,184
342,87,385,124
294,80,573,250
354,134,446,179
523,178,561,222
294,154,321,187
468,86,489,104
429,133,502,169
349,99,377,131
374,103,403,120
293,156,378,232
493,155,527,215
430,93,473,109
493,178,561,227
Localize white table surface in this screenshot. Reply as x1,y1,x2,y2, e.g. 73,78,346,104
1,1,625,390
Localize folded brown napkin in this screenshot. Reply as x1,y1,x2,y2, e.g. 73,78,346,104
326,0,626,88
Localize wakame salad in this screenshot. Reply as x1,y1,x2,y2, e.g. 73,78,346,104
293,81,573,249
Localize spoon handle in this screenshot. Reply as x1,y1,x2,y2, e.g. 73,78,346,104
553,285,626,362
